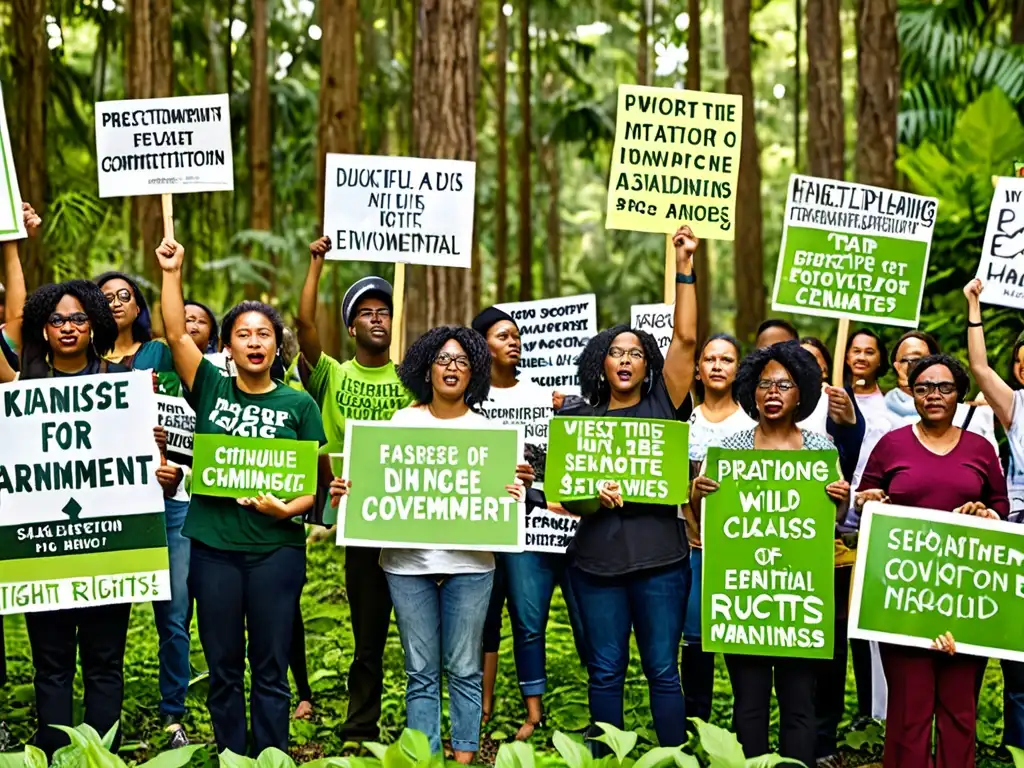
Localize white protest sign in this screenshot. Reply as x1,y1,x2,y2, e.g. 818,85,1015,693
156,394,196,461
496,295,597,395
0,372,169,614
631,303,673,352
95,94,234,198
977,177,1024,309
0,83,25,242
323,153,476,268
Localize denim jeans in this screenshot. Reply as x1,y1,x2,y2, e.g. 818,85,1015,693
504,551,588,695
190,542,305,755
681,548,714,725
571,560,691,747
386,571,494,754
1004,659,1024,749
153,498,191,720
483,556,507,653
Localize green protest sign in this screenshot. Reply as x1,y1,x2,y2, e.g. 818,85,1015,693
771,174,937,327
850,503,1024,662
192,434,318,499
702,448,838,659
545,417,688,504
338,421,525,551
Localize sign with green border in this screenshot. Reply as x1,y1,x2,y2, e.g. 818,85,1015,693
192,433,318,499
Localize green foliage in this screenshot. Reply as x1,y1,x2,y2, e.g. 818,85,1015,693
1009,744,1024,767
838,722,884,752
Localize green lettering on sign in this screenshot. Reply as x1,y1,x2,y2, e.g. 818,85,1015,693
192,434,318,499
702,448,838,659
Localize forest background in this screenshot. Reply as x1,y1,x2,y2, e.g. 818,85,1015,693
1,0,1024,765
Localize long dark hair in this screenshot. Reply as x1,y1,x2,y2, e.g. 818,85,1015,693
577,324,664,406
22,281,118,379
398,326,492,408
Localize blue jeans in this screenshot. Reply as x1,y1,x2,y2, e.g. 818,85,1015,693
386,571,494,754
504,551,588,696
571,560,691,747
683,548,702,645
153,498,191,719
1004,659,1024,749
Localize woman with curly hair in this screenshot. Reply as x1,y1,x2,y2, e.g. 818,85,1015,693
331,325,528,762
690,341,849,767
556,226,698,749
155,237,325,755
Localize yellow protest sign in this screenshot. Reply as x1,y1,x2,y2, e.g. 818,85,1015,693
605,85,742,241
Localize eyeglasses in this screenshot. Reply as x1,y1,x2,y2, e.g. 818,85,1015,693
356,308,391,320
912,381,957,397
609,347,645,361
104,289,133,305
897,356,922,367
757,378,797,392
435,353,470,371
48,312,90,328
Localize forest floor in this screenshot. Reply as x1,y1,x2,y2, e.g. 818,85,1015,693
0,542,1014,766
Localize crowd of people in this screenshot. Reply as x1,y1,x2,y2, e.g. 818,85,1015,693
0,205,1019,768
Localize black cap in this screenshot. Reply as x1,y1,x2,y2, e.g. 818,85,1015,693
471,306,516,337
342,276,393,326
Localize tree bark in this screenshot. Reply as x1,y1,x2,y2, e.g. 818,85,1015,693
807,0,844,179
495,0,509,302
316,0,359,359
686,0,710,345
794,0,801,169
250,0,272,241
637,0,650,85
404,0,478,342
724,0,764,342
1014,0,1024,45
539,138,560,295
855,0,898,188
516,0,532,301
10,0,49,289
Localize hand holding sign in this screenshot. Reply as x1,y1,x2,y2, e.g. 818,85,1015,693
825,479,850,504
156,237,184,272
22,202,41,238
310,236,332,260
239,493,291,519
953,500,999,519
329,477,351,508
963,277,984,303
673,225,699,270
598,480,624,509
932,632,957,656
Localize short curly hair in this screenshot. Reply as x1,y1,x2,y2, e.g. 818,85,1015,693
21,280,119,380
735,340,823,423
398,326,492,408
907,353,971,401
220,301,284,351
578,324,664,406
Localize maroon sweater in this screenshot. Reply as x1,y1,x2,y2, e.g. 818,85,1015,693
858,425,1009,517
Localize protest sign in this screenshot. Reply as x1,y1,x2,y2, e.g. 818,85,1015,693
192,434,318,499
976,177,1024,309
0,84,25,242
771,174,937,327
605,85,742,240
95,94,234,198
338,421,525,551
478,387,579,553
631,302,673,352
322,154,476,268
546,417,689,504
155,394,195,463
496,295,597,394
0,373,168,615
702,448,838,659
850,503,1024,662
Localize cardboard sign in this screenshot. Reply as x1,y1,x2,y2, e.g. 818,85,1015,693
95,94,234,198
155,394,195,462
338,421,525,551
546,417,689,504
977,177,1024,309
631,302,673,352
605,85,742,240
0,84,25,242
323,153,476,268
496,295,597,394
850,503,1024,662
702,448,838,659
0,373,168,615
771,174,937,327
192,434,318,499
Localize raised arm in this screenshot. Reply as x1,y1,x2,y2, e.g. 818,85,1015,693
663,225,699,408
155,238,203,390
297,236,331,367
964,278,1014,429
2,202,40,352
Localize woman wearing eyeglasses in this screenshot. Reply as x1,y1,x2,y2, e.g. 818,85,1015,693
855,353,1008,768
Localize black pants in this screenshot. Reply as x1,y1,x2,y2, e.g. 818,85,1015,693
342,546,393,740
26,603,132,757
726,654,816,768
850,639,874,716
815,567,851,758
191,542,305,755
681,641,715,726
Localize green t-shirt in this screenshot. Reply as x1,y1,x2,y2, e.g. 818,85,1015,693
183,358,327,552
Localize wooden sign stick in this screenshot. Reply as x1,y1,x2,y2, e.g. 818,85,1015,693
832,317,850,388
663,234,674,305
161,193,175,240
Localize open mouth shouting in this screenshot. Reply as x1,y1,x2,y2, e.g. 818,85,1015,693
58,332,80,348
763,397,784,416
247,351,267,366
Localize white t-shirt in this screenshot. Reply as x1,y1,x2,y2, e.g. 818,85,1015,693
688,404,756,462
379,405,497,576
1006,390,1024,520
797,384,830,435
850,388,902,492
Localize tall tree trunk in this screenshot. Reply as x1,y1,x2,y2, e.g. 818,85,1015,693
250,0,272,249
807,0,844,179
11,0,49,289
516,0,532,301
724,0,764,341
495,0,509,302
317,0,360,359
637,0,650,85
686,0,710,344
404,0,478,341
855,0,897,188
1014,0,1024,44
794,0,801,169
540,139,561,295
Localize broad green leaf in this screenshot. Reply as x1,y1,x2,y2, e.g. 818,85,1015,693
0,755,26,768
692,720,745,768
672,755,699,768
397,728,432,764
50,744,84,768
1009,744,1024,768
24,746,49,768
363,743,388,762
218,750,258,768
553,731,593,768
100,723,119,751
743,757,805,767
255,748,296,768
140,745,205,768
592,723,637,764
632,747,685,768
381,742,415,768
496,741,536,768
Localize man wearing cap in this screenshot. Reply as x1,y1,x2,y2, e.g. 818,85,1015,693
297,235,413,740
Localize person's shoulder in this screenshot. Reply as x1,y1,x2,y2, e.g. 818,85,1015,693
389,405,426,424
719,428,755,450
960,426,999,453
800,429,837,452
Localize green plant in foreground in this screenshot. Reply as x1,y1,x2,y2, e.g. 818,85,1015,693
1009,744,1024,768
0,723,202,768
